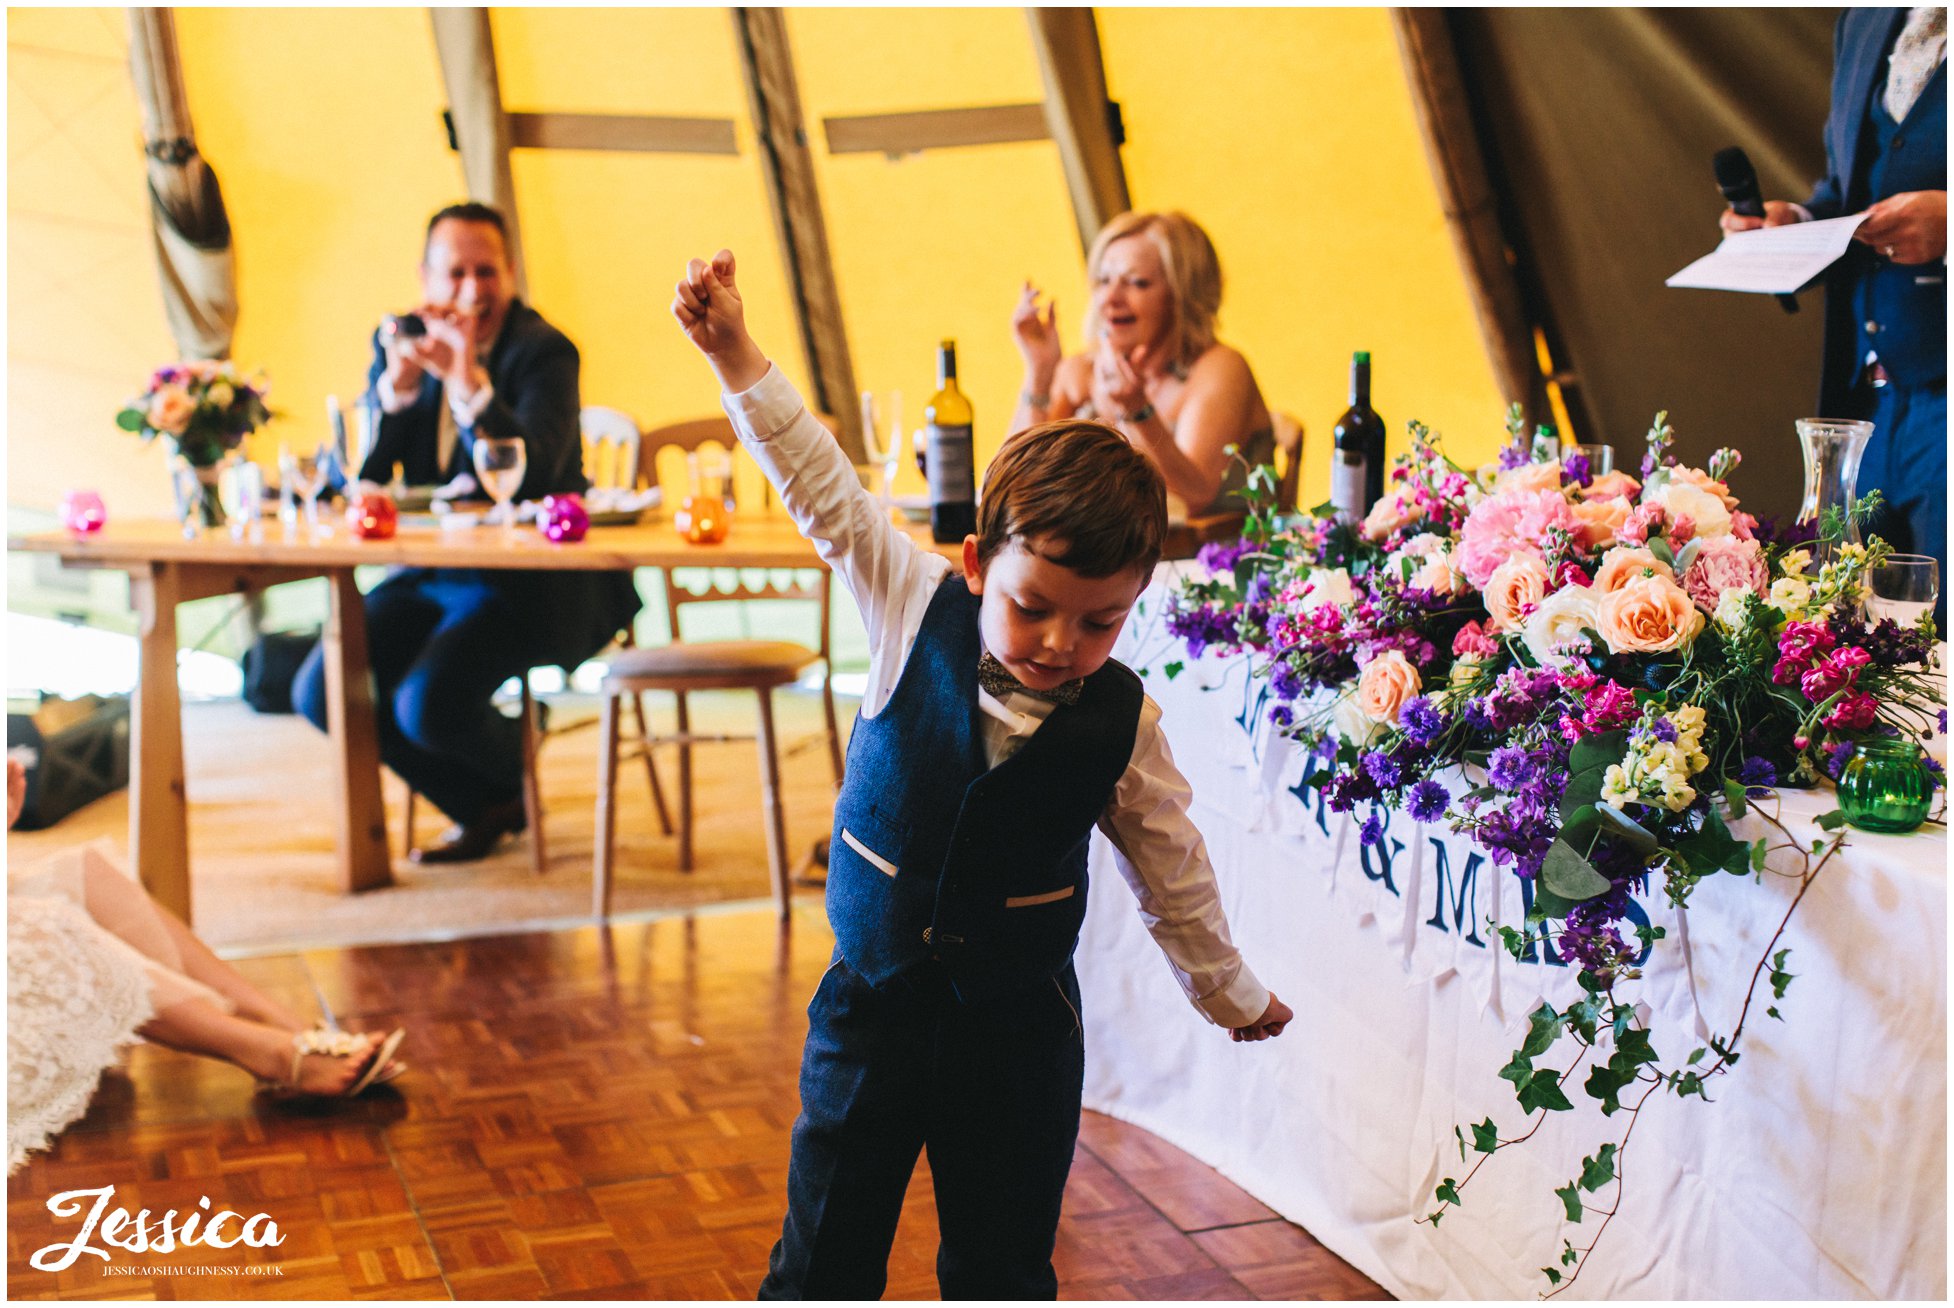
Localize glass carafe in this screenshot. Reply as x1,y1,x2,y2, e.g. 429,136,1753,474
1795,418,1872,546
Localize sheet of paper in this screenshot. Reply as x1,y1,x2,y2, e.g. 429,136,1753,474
1666,212,1870,294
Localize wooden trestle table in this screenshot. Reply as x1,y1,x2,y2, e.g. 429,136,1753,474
10,515,962,923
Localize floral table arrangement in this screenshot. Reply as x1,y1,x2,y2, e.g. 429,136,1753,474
1166,409,1943,1292
116,360,270,527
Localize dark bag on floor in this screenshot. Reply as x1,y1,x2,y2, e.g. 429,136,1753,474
242,629,321,714
7,696,130,829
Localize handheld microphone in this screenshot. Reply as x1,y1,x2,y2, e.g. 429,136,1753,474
1714,146,1799,313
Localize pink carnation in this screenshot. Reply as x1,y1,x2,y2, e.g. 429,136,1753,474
1778,620,1836,664
1823,691,1878,731
1455,489,1576,589
1680,536,1768,611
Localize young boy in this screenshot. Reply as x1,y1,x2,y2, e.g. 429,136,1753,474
672,250,1291,1301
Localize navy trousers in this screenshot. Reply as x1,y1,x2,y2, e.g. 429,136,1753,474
293,567,623,826
759,953,1086,1301
1859,380,1948,630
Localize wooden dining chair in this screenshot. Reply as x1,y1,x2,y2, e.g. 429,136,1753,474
591,415,845,922
398,404,675,872
1273,411,1306,512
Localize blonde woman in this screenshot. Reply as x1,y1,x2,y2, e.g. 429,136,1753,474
1012,211,1276,516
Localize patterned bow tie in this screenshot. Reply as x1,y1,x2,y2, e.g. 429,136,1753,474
978,652,1084,706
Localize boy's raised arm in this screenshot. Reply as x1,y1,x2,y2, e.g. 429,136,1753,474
672,250,941,662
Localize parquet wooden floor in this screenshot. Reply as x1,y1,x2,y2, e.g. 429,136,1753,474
6,908,1388,1301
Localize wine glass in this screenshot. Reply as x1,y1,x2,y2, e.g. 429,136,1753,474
279,442,332,538
223,460,266,540
1566,443,1614,478
472,436,527,537
1867,554,1939,629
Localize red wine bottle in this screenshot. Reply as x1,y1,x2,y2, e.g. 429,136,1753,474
1330,351,1384,521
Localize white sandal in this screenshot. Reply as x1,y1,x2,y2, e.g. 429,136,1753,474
264,1027,405,1098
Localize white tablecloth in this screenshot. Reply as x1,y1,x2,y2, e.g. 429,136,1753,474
1078,579,1947,1299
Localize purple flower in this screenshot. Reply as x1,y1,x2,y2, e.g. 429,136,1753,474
1562,450,1592,487
1487,745,1535,792
1941,709,1949,736
1400,696,1444,746
1196,537,1250,575
1498,443,1531,471
1269,705,1293,728
1927,758,1945,791
1364,750,1406,789
1312,734,1338,762
1822,740,1856,781
1360,811,1385,847
1406,779,1450,822
1737,755,1777,797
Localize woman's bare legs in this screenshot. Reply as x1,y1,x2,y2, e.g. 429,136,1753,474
77,849,311,1032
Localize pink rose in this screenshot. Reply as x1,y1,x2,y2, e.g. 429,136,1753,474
1569,496,1632,551
1592,546,1676,594
1456,489,1576,589
1484,553,1552,633
1680,536,1768,611
1594,575,1705,654
1452,621,1499,659
1581,470,1643,502
146,383,196,435
1362,488,1426,543
1495,460,1564,495
1354,649,1422,725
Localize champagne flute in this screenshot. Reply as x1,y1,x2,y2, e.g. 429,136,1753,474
882,390,904,502
472,436,527,538
859,391,888,504
279,441,332,538
1867,554,1940,629
169,457,204,539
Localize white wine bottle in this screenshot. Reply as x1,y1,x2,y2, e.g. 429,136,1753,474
924,340,976,543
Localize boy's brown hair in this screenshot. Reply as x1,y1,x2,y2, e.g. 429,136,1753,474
974,420,1167,578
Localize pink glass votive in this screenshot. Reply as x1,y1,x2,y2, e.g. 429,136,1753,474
59,490,107,535
540,493,590,543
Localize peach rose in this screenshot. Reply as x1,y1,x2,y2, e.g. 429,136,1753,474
1362,488,1426,543
1580,469,1642,502
1592,546,1676,594
1354,649,1422,724
1668,465,1738,510
146,383,196,434
1483,553,1552,632
1569,496,1632,550
1651,479,1732,538
1594,574,1706,654
1495,460,1564,495
1388,533,1464,596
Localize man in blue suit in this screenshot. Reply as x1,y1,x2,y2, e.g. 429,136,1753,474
294,203,641,862
1723,7,1945,616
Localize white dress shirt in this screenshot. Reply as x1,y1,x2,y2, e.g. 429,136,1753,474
724,364,1270,1029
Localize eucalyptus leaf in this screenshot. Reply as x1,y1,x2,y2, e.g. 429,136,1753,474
1542,838,1612,901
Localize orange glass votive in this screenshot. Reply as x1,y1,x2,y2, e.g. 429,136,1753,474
675,494,731,544
346,491,398,540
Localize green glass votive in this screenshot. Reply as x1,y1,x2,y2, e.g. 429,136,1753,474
1836,737,1932,833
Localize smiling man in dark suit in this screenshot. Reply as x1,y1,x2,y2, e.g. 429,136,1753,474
294,202,641,863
